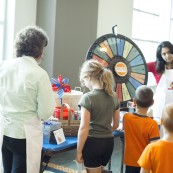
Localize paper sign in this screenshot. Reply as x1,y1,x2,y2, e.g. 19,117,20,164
53,128,66,144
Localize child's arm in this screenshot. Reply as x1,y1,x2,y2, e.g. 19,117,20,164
112,108,120,131
140,168,150,173
76,106,90,163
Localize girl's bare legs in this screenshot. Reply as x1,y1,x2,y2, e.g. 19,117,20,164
86,166,104,173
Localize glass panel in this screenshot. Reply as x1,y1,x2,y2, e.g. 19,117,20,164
0,0,5,21
133,40,159,63
132,11,160,41
132,0,172,65
0,25,3,62
133,0,140,9
169,0,173,43
133,0,160,14
170,21,173,43
171,1,173,18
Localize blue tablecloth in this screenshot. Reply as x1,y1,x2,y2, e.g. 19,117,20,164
42,137,77,152
41,111,127,173
41,131,124,173
113,130,124,137
42,130,124,153
42,110,126,152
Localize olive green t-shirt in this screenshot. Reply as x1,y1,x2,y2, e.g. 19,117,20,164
78,89,119,138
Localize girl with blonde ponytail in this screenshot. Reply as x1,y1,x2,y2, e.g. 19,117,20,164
76,59,120,173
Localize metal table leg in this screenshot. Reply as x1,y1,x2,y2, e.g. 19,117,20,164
120,135,124,173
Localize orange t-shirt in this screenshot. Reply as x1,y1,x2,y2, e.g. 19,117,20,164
138,140,173,173
123,112,160,167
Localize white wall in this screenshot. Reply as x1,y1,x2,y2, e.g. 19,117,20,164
6,0,134,87
97,0,133,38
36,0,57,77
53,0,99,88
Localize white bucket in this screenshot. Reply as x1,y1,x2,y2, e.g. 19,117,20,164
54,90,83,111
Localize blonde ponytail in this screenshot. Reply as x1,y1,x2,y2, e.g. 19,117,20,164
101,69,115,97
80,59,116,97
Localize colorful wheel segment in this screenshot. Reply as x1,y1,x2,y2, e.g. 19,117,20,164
86,34,148,103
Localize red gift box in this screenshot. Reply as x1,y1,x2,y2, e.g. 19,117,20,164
54,106,74,120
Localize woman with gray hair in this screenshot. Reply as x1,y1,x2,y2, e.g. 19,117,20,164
0,26,56,173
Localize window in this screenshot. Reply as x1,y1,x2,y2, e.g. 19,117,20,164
0,0,6,62
170,0,173,43
0,0,15,62
132,0,172,62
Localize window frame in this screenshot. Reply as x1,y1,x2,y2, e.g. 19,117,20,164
0,0,7,62
132,0,173,62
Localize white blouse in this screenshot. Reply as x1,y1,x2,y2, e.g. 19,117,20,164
0,56,56,139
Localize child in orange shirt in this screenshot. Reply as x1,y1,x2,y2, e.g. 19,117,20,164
123,85,160,173
138,103,173,173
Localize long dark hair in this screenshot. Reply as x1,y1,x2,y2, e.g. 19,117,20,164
156,41,173,74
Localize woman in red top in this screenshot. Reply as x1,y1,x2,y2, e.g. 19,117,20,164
147,41,173,84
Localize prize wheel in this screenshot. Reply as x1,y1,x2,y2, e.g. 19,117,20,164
86,33,148,104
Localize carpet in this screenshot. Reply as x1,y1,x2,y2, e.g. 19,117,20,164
43,162,77,173
44,163,112,173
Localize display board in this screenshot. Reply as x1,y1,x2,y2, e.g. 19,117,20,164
86,34,148,103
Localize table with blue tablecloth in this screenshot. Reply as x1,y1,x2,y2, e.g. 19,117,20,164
41,137,77,173
40,130,124,173
41,110,127,173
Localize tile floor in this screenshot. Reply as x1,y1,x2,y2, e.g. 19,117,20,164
44,137,125,173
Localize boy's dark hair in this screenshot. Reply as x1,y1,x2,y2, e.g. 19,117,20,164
135,85,153,108
162,103,173,133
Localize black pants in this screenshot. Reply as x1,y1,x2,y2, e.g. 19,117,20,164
2,136,26,173
125,165,141,173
